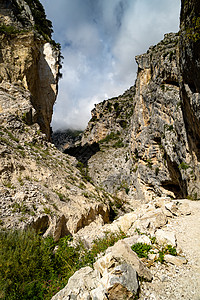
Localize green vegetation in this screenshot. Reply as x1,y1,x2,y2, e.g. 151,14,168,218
187,193,199,201
118,181,130,195
11,202,30,215
55,191,66,202
157,244,177,263
0,25,19,35
160,84,165,92
146,158,153,169
185,16,200,42
113,139,124,148
0,229,126,299
17,176,24,186
2,181,14,189
98,131,121,144
131,243,152,258
76,161,92,183
178,161,190,170
24,0,53,39
155,167,159,176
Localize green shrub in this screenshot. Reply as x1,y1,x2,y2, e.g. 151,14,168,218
0,229,127,299
155,167,159,176
99,131,120,144
156,244,177,263
179,161,190,170
0,25,19,35
131,243,152,258
24,0,53,38
113,139,124,148
0,229,54,299
76,162,92,183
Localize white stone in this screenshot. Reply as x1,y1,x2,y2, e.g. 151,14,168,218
155,229,177,247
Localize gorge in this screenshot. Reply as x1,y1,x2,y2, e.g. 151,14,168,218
0,0,200,299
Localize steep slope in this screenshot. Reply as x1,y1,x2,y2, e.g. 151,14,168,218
77,30,200,202
0,0,60,139
0,0,113,240
179,0,200,198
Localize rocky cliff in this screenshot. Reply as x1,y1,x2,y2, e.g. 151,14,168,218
0,0,60,139
74,28,200,202
0,0,115,240
1,0,200,299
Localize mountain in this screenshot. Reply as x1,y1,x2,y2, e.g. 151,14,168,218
0,0,115,241
65,29,200,202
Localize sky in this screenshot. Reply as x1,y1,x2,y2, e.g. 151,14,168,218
40,0,181,131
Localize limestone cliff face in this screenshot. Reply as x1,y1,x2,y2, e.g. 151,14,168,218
179,0,200,198
0,1,113,239
0,0,60,139
79,29,200,202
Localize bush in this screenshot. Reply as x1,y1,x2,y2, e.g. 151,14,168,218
0,229,127,299
24,0,53,38
157,244,177,263
0,25,19,35
0,229,54,299
131,243,152,258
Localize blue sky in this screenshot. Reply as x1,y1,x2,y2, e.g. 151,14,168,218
40,0,181,131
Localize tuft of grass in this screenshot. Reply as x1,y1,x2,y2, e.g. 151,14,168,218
55,191,65,201
3,181,14,189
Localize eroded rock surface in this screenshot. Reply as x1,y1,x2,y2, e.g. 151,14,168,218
71,30,200,203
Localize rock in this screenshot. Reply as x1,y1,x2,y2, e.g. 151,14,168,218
102,263,138,298
107,283,135,300
155,229,177,247
137,235,152,245
148,253,158,260
51,267,104,300
128,209,167,235
94,240,153,281
177,201,191,216
165,202,179,216
164,254,187,266
106,212,137,233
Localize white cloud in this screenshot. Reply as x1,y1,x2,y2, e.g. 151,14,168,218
40,0,181,131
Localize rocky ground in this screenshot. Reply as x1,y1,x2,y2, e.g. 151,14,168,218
140,200,200,300
52,198,200,300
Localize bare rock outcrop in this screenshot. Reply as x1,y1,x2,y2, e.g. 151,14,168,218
0,0,60,139
76,30,200,202
0,0,113,239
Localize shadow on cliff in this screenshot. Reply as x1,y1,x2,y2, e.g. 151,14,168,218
26,43,58,140
64,142,100,165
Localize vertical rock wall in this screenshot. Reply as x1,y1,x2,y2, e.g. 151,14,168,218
0,0,60,139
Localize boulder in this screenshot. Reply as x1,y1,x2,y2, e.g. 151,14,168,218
164,254,187,266
137,235,151,245
51,267,104,300
94,240,152,281
101,263,139,298
155,229,176,247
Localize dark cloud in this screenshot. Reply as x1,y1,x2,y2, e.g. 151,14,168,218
40,0,181,130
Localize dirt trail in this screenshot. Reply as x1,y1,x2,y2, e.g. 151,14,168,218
140,200,200,300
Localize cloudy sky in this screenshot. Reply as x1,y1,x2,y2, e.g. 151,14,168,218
40,0,181,131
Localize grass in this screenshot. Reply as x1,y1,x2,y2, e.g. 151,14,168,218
76,162,92,183
0,229,126,299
